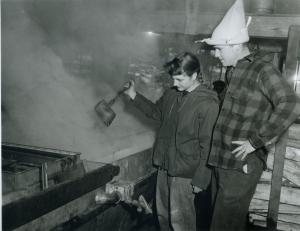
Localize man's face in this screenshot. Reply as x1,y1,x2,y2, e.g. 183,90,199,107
172,72,195,91
213,45,238,66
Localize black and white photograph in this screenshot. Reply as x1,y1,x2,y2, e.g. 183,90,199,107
2,0,300,230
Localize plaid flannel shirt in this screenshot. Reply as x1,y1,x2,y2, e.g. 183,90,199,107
209,56,300,170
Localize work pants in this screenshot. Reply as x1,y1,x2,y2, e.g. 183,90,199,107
156,169,196,231
210,155,264,231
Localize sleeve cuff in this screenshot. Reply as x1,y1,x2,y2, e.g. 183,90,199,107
191,165,212,189
132,93,145,106
249,134,265,149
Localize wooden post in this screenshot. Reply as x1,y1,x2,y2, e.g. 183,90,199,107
284,25,300,89
267,131,288,230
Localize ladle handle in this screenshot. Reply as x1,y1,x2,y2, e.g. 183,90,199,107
107,83,131,106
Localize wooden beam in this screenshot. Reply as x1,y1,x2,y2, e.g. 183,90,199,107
136,11,300,38
285,25,300,88
267,131,287,230
52,171,157,231
249,15,300,39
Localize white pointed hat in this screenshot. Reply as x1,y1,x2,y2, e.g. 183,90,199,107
201,0,251,45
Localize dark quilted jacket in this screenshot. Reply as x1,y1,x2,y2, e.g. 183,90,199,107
132,85,219,189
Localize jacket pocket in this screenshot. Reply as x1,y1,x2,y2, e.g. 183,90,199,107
174,139,202,178
153,137,169,167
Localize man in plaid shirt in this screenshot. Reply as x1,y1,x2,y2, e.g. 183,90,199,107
198,0,300,230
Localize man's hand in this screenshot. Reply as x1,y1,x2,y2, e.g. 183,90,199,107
192,185,203,194
123,80,136,100
231,140,255,160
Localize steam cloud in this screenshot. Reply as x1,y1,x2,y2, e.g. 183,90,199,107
2,0,163,161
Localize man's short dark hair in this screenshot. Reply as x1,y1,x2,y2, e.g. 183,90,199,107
164,52,201,77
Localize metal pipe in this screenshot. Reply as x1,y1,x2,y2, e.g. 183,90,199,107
95,190,121,204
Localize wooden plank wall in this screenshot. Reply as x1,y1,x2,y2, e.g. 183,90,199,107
249,144,300,230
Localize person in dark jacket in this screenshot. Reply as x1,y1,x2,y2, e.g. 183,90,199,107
124,52,219,231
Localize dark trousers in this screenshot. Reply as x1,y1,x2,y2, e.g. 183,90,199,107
195,184,212,231
210,155,264,231
156,170,196,231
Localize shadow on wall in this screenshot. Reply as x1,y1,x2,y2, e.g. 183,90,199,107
1,0,165,162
